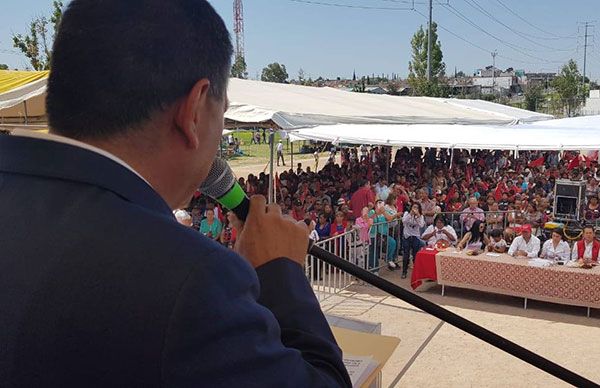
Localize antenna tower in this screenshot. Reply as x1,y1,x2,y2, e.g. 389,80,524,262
233,0,245,60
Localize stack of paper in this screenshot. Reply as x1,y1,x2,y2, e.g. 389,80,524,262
343,354,379,387
528,258,553,268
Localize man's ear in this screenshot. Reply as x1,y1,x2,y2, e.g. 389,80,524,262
175,79,212,150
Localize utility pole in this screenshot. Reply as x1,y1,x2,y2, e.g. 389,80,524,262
491,50,497,97
582,21,592,87
426,0,433,81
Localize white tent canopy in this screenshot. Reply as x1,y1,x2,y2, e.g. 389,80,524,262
226,78,552,129
2,75,553,129
289,115,600,151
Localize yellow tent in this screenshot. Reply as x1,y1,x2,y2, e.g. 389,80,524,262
0,70,49,124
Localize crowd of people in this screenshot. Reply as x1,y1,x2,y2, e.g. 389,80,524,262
179,145,600,278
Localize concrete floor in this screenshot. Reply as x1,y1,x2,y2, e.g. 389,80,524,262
320,270,600,387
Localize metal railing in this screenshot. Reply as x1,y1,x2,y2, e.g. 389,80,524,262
306,230,359,301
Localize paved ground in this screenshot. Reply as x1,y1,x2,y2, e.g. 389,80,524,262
319,269,600,387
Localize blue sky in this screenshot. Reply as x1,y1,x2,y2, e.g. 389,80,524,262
1,0,599,80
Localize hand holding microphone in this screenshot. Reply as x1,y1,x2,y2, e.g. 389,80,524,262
200,159,308,268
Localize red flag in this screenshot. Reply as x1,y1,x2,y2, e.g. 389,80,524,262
567,155,581,170
529,156,545,168
465,165,472,184
494,181,507,201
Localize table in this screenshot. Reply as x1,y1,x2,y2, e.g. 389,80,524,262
332,326,400,388
411,247,438,290
436,250,600,315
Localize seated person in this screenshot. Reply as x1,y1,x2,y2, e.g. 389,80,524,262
421,214,458,248
457,220,490,253
540,230,570,262
507,224,540,258
571,226,600,263
487,229,508,253
503,227,516,245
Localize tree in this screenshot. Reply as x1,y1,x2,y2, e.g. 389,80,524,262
230,56,248,79
261,62,288,83
408,22,446,97
0,64,8,70
12,1,63,71
524,85,545,112
553,59,585,117
387,83,400,96
298,68,305,84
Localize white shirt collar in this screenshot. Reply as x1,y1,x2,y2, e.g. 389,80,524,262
10,129,152,187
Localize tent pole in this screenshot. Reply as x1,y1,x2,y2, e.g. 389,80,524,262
268,132,275,204
450,147,455,169
291,141,294,168
23,100,29,125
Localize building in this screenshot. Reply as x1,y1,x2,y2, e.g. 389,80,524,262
524,72,557,89
472,66,521,96
582,89,600,116
364,86,387,94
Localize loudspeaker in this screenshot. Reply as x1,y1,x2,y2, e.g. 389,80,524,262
553,179,586,220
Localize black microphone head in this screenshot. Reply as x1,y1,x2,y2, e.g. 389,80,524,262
199,158,236,199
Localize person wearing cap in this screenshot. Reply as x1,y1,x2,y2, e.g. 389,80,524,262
291,199,306,221
508,224,541,258
571,226,600,263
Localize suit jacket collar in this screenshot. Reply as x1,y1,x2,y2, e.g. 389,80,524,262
0,133,173,216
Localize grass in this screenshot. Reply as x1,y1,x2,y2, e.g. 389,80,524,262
223,129,321,167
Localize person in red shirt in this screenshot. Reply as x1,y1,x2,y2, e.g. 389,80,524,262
330,211,348,237
290,199,306,221
394,184,410,214
350,179,375,218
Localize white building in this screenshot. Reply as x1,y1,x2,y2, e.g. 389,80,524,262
582,90,600,116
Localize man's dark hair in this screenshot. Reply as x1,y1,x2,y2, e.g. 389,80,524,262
489,229,503,238
47,0,232,139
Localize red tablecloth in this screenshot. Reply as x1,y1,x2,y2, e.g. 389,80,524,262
411,248,438,290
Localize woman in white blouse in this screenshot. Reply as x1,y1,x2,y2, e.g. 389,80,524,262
540,230,570,262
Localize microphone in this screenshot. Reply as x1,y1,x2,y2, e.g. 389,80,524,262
199,158,593,387
199,158,250,221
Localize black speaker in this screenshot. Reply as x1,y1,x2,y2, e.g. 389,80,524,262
553,180,586,220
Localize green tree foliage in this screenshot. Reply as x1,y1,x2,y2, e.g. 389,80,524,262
0,64,9,70
408,22,446,97
230,56,248,79
12,1,63,71
552,59,586,117
261,62,288,83
524,85,545,112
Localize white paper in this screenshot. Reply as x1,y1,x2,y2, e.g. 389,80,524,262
485,253,501,257
343,354,379,387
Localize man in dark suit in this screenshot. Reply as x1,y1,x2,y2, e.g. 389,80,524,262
0,1,351,387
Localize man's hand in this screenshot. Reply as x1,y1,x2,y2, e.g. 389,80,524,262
234,196,309,268
515,250,528,257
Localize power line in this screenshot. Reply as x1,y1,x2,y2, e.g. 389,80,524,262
494,0,577,40
412,8,563,67
289,0,413,10
441,3,567,63
461,0,572,52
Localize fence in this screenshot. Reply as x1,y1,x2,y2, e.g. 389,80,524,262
305,230,359,301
